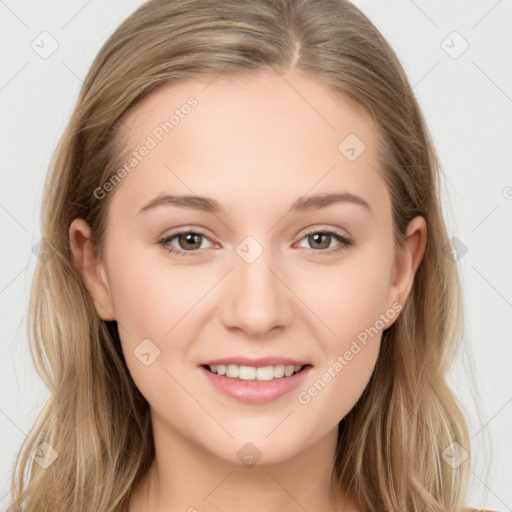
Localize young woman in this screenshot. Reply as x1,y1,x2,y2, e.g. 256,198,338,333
7,0,499,511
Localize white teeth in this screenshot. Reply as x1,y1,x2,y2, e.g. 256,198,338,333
207,363,304,381
284,365,295,376
273,365,285,378
239,366,256,380
256,366,274,381
226,364,239,378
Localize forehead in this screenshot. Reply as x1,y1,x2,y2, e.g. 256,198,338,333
110,71,388,219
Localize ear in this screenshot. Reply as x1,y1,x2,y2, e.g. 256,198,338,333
385,215,427,317
69,218,115,321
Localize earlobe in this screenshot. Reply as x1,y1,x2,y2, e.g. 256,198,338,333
69,218,116,321
387,216,427,314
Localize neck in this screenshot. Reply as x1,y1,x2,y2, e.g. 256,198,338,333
128,410,360,512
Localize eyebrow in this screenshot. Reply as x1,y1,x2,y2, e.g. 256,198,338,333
137,192,372,215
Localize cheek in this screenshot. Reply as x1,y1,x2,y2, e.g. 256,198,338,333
295,276,386,423
106,241,229,387
108,240,214,336
294,242,394,346
104,242,191,363
293,239,393,408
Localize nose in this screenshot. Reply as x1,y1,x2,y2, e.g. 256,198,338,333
219,241,293,339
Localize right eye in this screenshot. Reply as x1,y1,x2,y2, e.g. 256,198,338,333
157,230,216,257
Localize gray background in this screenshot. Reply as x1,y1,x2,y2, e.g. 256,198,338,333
1,0,511,509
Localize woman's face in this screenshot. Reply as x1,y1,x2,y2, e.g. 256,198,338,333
71,71,424,467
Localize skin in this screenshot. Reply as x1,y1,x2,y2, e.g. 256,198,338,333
69,70,426,512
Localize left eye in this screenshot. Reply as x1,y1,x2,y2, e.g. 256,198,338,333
296,231,352,252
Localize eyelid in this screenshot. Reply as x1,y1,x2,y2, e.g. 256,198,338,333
156,226,216,243
298,225,351,239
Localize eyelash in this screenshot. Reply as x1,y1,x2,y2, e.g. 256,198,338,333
156,228,354,258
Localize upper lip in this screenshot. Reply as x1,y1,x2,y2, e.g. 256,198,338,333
200,357,311,367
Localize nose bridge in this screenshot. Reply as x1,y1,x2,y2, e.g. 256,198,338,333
220,234,291,336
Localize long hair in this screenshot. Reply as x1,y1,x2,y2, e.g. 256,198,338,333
7,1,472,510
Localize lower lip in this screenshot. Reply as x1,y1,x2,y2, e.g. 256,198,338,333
200,366,312,405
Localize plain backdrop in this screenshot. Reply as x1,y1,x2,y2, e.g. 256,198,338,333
1,0,511,510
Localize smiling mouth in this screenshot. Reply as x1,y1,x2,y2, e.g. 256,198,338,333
202,363,311,382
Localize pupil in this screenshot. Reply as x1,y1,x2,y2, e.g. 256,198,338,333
181,233,201,250
310,233,330,249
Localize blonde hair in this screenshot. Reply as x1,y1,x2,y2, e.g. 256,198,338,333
7,0,473,510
